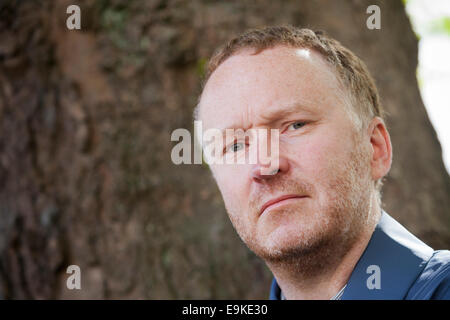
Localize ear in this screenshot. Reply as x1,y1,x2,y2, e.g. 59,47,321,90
367,117,392,181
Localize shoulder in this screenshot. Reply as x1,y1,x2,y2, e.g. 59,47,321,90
406,250,450,300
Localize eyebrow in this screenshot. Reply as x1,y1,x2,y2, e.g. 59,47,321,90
260,102,314,122
219,102,314,136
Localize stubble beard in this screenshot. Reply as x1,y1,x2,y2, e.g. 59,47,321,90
226,136,375,277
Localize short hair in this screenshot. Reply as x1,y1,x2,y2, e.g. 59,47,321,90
194,25,386,197
194,25,385,129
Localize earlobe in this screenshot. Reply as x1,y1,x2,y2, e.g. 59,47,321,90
369,117,392,181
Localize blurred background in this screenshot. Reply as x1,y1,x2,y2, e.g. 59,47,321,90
0,0,449,299
405,0,450,173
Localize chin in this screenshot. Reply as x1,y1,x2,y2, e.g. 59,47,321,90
252,224,321,260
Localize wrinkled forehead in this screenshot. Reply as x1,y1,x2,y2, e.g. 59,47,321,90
198,46,349,131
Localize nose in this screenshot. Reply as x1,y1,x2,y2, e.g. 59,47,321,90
251,155,289,182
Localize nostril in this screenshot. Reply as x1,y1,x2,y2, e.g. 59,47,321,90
270,169,280,175
261,168,280,176
252,156,288,180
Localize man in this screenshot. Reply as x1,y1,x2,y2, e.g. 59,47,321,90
194,25,450,299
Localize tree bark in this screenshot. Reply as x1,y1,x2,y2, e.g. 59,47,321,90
0,0,448,299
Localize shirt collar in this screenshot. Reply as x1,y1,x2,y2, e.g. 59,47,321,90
269,210,434,300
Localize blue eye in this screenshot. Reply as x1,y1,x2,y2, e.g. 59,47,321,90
227,142,244,153
288,121,306,130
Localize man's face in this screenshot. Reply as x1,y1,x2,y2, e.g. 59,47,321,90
199,46,374,261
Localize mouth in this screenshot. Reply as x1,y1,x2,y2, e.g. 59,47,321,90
259,194,308,216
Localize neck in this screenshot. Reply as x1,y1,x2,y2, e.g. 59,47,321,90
266,195,381,300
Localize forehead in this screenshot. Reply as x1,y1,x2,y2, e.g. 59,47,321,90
199,46,348,131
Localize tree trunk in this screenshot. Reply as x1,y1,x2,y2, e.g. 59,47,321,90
0,0,448,299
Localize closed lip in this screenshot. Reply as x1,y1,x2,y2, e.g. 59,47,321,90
259,194,307,216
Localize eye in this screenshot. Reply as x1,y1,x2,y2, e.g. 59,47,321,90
287,121,307,131
226,142,245,153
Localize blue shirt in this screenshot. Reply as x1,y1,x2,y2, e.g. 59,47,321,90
269,211,450,300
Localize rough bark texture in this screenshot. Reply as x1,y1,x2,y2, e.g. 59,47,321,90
0,0,449,299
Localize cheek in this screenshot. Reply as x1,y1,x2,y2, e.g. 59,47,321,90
212,164,251,205
212,165,254,233
286,133,345,179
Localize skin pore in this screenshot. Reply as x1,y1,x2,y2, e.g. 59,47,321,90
198,45,392,299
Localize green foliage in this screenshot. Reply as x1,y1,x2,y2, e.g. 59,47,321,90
100,6,130,50
196,58,208,79
429,16,450,36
